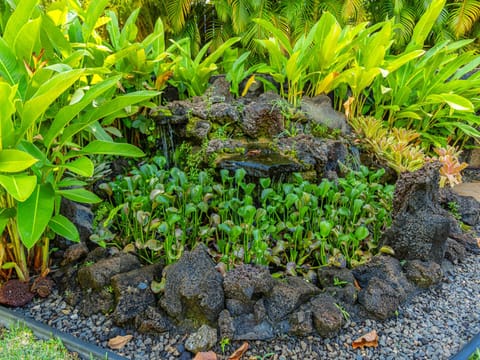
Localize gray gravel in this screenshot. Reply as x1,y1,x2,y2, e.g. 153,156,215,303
13,252,479,360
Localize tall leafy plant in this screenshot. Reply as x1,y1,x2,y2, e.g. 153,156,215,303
0,0,159,282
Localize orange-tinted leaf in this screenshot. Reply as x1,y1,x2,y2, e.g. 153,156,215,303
228,342,249,360
354,279,361,290
193,351,217,360
108,335,133,350
352,330,379,349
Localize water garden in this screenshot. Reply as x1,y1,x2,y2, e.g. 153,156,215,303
0,0,479,359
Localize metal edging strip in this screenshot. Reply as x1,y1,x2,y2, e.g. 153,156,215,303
0,305,128,360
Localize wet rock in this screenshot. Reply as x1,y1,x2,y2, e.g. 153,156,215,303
264,276,320,322
160,244,224,329
135,306,172,334
404,260,442,288
380,162,451,263
186,119,211,143
276,135,350,178
219,151,302,179
310,294,344,337
77,253,140,291
353,255,414,319
185,324,218,354
301,95,351,134
0,279,34,307
241,92,285,138
111,263,163,325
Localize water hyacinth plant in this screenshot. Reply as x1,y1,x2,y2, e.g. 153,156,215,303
93,157,394,275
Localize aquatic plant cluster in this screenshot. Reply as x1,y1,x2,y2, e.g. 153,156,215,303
93,157,394,275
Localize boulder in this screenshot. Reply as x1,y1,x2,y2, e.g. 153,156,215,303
404,260,443,288
288,305,314,336
111,263,163,325
160,244,224,329
441,187,480,226
444,238,467,264
357,277,402,320
380,162,451,263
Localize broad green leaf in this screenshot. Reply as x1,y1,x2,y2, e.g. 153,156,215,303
19,69,86,140
43,75,121,148
427,94,474,112
0,149,38,173
119,8,140,45
406,0,446,51
0,82,17,150
79,140,145,157
57,178,88,188
17,183,55,250
0,174,37,201
14,16,42,64
0,38,26,87
82,0,109,42
253,18,292,54
59,90,159,144
62,157,94,177
57,188,101,203
49,214,80,242
3,0,38,46
0,208,15,235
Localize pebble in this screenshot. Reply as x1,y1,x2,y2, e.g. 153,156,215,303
11,252,480,360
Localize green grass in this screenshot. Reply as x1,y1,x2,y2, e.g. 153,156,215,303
469,348,480,360
0,323,79,360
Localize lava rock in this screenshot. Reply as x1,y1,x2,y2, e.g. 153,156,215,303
264,276,320,323
160,244,224,329
61,242,89,266
288,305,314,336
404,260,443,288
444,238,467,264
0,280,34,307
353,255,414,319
217,309,235,340
301,95,351,134
223,264,275,302
310,294,344,337
380,162,451,263
135,306,172,334
185,324,218,354
111,263,163,325
60,199,94,243
77,252,140,291
241,92,285,138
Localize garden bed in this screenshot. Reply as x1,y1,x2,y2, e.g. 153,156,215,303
7,251,479,360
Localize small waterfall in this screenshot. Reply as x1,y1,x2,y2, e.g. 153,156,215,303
156,115,176,167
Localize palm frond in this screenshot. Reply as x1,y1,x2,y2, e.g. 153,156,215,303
448,0,480,38
166,0,193,33
342,0,367,23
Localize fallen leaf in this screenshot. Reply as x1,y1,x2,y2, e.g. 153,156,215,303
353,279,361,291
108,335,133,350
193,351,217,360
352,330,379,349
476,237,480,248
228,342,249,360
